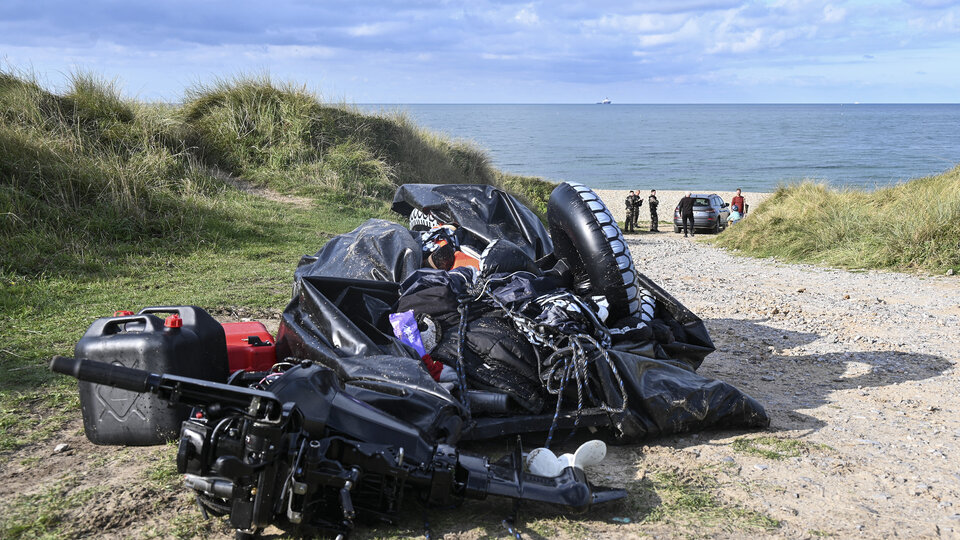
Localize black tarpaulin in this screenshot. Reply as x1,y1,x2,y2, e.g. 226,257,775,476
273,184,769,444
392,184,553,260
275,276,466,443
294,219,423,283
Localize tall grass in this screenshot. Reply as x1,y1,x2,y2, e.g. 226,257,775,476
1,71,534,278
179,75,497,200
716,167,960,273
0,71,222,276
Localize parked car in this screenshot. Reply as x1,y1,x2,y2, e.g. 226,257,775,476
673,193,731,234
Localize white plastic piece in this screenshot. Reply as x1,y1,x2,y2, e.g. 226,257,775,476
526,447,562,477
526,440,608,477
572,439,607,469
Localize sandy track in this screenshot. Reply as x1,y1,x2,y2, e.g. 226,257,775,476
607,231,960,538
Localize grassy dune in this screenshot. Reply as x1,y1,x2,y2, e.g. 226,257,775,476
716,167,960,274
0,71,550,279
0,69,552,456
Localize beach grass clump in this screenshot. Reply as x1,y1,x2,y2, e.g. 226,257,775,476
0,70,222,277
716,166,960,274
180,76,498,199
1,70,532,279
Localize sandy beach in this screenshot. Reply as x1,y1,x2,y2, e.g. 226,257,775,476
594,189,772,229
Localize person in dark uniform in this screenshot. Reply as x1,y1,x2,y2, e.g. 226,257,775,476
648,189,659,232
632,189,643,229
678,191,696,237
624,191,639,232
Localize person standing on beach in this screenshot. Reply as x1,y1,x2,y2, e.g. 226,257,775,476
732,188,746,215
648,190,659,232
633,189,643,229
624,191,639,232
678,191,696,237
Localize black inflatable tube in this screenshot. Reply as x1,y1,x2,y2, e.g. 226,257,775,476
547,182,654,322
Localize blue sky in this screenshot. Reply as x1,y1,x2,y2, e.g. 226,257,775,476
2,0,958,103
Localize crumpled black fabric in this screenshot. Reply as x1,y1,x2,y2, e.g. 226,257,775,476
603,348,770,440
294,219,423,283
275,276,466,443
396,268,478,331
478,239,542,277
485,271,565,307
392,184,553,261
432,316,545,414
273,185,769,443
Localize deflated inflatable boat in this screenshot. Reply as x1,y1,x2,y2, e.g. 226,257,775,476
283,182,768,444
52,181,768,538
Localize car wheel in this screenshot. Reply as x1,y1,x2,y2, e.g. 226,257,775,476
711,220,720,234
673,224,681,233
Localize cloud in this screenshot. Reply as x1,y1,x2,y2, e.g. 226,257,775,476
514,5,540,26
822,5,846,23
1,0,959,102
904,0,960,8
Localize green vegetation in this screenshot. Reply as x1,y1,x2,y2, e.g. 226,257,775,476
716,169,960,274
629,467,780,531
731,435,830,460
0,476,103,539
0,69,553,455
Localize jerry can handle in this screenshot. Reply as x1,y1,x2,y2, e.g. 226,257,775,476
137,306,185,316
87,315,163,336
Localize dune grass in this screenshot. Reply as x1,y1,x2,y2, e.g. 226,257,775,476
716,167,960,274
0,68,553,456
1,70,548,280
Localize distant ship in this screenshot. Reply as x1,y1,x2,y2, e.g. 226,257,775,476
598,97,612,104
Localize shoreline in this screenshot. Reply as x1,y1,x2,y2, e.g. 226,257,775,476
592,189,772,228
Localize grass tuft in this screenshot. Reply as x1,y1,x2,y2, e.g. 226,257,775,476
0,476,104,539
629,467,780,531
716,168,960,274
731,436,829,460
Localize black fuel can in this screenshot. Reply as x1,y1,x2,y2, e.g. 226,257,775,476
75,306,228,445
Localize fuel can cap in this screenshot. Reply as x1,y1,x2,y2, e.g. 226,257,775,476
164,314,183,328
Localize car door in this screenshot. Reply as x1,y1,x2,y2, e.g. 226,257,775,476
714,196,730,225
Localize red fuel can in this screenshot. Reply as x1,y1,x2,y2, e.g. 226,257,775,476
222,321,277,373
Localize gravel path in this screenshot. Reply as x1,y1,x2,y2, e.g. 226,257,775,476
612,230,960,538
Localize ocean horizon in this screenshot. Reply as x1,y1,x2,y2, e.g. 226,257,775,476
359,103,960,192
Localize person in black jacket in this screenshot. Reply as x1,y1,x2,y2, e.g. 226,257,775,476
624,191,639,232
632,189,643,229
678,191,696,237
648,189,659,232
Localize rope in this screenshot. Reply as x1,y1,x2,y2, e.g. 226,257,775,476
455,301,472,418
451,271,630,445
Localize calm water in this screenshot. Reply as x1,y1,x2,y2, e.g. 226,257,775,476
360,104,960,191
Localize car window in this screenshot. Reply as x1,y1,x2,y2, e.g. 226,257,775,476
694,197,710,206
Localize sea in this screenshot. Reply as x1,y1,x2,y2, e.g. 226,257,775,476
359,104,960,192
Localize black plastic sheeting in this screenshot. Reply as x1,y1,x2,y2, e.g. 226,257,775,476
275,276,466,443
275,184,769,445
295,219,423,283
392,184,553,261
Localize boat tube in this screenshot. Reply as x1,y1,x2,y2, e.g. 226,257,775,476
547,181,655,323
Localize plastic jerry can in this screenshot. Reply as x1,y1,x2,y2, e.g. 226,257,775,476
222,321,277,373
75,307,228,446
136,306,229,384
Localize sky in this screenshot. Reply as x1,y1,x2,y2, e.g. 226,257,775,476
1,0,959,103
